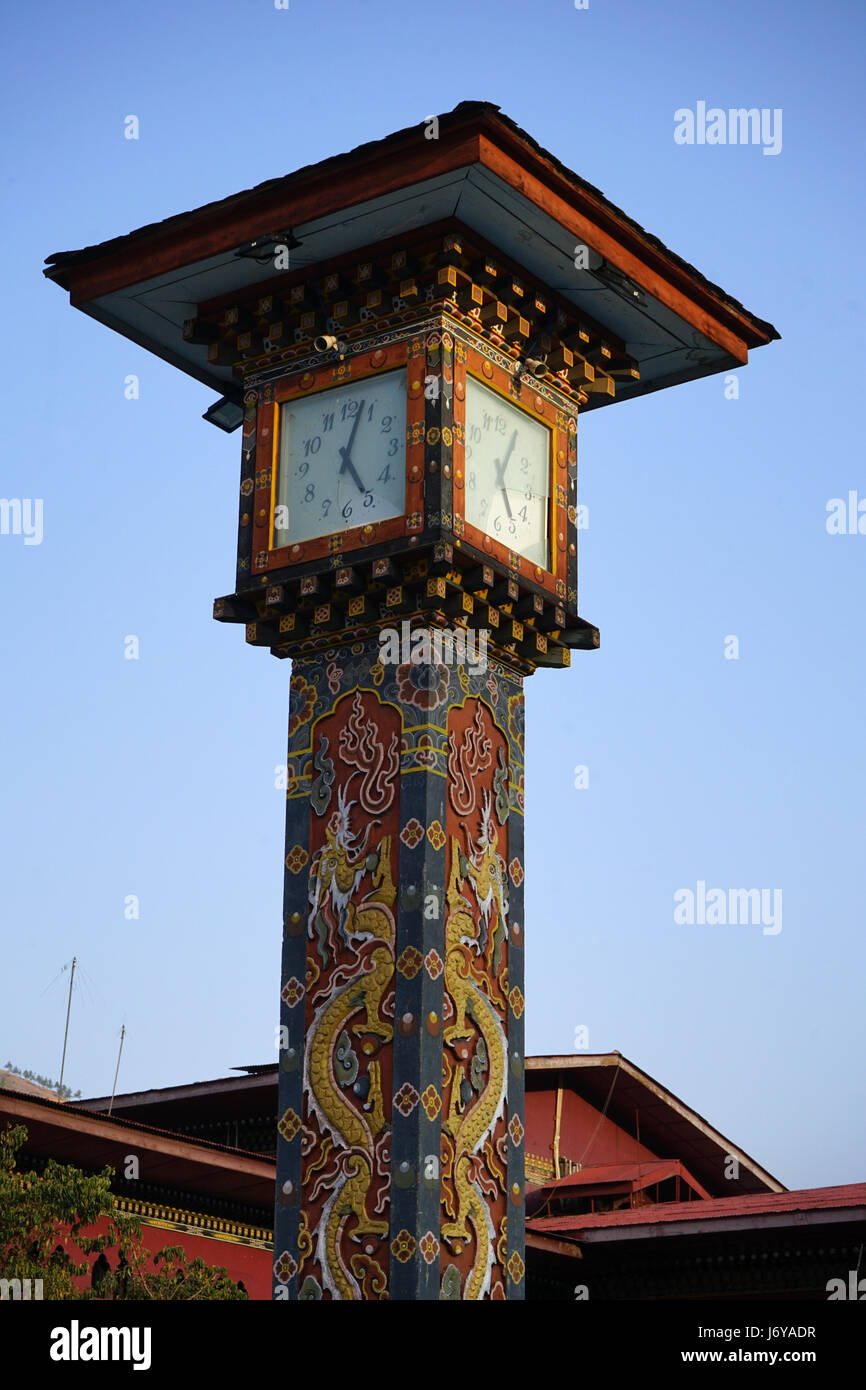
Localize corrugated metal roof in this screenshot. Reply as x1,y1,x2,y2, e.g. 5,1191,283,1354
528,1182,866,1236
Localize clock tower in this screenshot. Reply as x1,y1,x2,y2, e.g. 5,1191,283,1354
45,101,778,1300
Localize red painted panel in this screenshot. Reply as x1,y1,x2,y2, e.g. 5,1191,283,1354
526,1088,658,1173
62,1215,272,1301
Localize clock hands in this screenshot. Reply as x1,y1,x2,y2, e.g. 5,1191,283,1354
338,399,367,493
493,429,518,519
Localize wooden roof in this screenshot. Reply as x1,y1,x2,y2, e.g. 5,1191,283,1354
43,101,778,413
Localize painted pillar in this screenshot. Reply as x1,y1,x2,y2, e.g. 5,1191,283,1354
272,629,526,1299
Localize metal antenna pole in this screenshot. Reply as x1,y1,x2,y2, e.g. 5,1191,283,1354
108,1026,126,1116
57,956,76,1098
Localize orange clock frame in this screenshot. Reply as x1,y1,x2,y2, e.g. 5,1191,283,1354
251,338,427,575
453,342,571,600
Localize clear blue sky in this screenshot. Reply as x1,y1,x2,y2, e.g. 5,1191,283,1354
1,0,863,1189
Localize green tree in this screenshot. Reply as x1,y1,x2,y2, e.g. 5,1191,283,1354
0,1124,247,1300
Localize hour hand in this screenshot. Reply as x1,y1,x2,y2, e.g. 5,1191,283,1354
338,447,366,493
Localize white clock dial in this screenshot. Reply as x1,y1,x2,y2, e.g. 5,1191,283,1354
464,375,550,568
274,369,407,546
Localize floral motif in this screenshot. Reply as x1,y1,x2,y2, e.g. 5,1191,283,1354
277,1107,301,1142
485,674,499,703
400,818,424,849
396,660,449,711
288,675,318,737
508,857,524,887
393,1082,420,1117
426,820,446,851
419,1232,440,1264
274,1250,297,1283
420,1084,441,1120
424,949,444,979
397,946,423,979
507,1250,525,1285
326,660,343,694
286,845,309,875
391,1230,417,1263
281,977,304,1008
508,985,525,1020
508,1114,525,1147
371,660,385,687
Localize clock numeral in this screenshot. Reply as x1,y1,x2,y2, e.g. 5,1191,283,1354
387,437,399,456
363,491,374,508
366,401,377,422
341,501,353,520
322,412,334,432
377,465,392,483
303,435,322,457
508,519,517,536
468,425,481,444
380,415,393,433
297,461,310,477
519,505,528,523
479,498,489,516
493,514,503,533
304,484,316,502
520,456,529,473
321,499,332,518
341,399,359,421
467,471,476,490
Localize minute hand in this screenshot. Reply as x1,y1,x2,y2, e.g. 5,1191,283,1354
338,400,366,493
494,429,518,518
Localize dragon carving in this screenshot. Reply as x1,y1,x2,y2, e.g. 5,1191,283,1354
303,699,398,1300
442,786,509,1300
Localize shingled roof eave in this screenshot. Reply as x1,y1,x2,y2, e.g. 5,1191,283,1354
42,100,779,350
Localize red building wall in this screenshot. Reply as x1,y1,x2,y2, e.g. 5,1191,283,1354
64,1216,272,1301
526,1089,658,1172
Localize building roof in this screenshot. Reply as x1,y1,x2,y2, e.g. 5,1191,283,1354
43,101,778,415
0,1088,273,1211
80,1051,785,1201
528,1053,784,1196
531,1158,710,1199
528,1182,866,1244
78,1068,279,1128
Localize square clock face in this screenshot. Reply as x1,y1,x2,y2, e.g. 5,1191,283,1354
273,368,407,546
464,374,551,570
